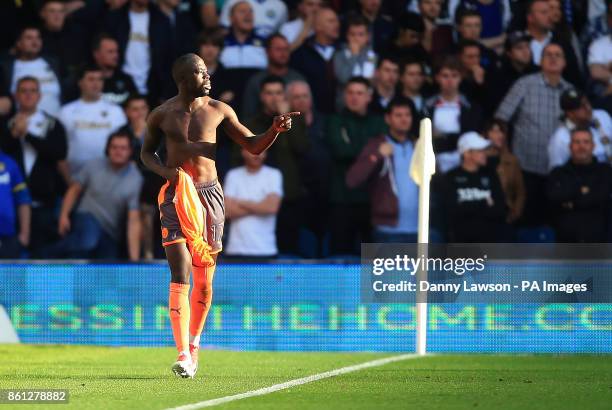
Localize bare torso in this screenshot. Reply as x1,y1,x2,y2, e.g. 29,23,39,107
157,96,224,183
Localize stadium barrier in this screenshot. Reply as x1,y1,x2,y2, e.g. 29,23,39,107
0,261,610,352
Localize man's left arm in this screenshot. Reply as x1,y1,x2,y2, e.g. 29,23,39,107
127,209,141,261
220,102,299,155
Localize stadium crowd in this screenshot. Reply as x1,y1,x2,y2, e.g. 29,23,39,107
1,0,612,260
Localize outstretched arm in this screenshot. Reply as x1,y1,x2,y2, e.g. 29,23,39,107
220,102,300,155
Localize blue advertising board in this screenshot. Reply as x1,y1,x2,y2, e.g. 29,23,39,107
0,263,610,352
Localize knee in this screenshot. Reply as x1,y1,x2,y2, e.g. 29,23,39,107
170,272,190,284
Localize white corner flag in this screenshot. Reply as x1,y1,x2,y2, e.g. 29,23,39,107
409,118,436,356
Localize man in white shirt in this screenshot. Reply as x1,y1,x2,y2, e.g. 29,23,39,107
588,33,612,93
220,0,288,39
548,89,612,169
280,0,322,50
122,0,152,95
224,148,283,257
59,66,127,175
219,1,268,69
1,26,62,116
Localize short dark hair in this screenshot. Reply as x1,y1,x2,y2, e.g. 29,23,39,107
123,94,148,109
92,33,116,52
264,33,288,49
197,28,224,48
401,59,425,75
345,13,369,30
434,56,462,75
260,75,285,91
16,25,40,42
346,76,371,90
455,8,481,25
376,55,399,70
456,39,481,54
571,126,593,139
16,76,39,90
482,119,508,137
527,0,549,15
105,131,132,156
78,64,102,80
385,96,416,115
172,53,200,84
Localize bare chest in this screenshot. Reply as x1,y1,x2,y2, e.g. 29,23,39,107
161,109,224,143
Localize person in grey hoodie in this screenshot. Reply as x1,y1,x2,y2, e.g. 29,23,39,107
333,13,377,111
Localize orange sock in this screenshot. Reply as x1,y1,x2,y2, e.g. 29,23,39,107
169,282,190,353
189,264,216,344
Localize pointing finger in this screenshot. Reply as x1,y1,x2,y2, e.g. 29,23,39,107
284,111,301,117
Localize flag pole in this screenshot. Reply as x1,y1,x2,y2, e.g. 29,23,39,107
412,118,435,356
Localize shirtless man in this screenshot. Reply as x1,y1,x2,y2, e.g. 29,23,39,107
141,53,298,378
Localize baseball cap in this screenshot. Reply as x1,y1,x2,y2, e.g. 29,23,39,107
560,89,586,111
458,132,491,154
504,31,532,51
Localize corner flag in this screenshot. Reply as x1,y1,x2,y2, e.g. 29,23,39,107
409,118,435,356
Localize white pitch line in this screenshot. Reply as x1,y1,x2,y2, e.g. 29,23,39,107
165,354,421,410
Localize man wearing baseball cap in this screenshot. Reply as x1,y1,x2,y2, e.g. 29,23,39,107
487,31,538,110
548,88,612,170
440,132,507,242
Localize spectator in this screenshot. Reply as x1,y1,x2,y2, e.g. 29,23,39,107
290,6,340,114
587,9,612,110
457,39,487,110
48,131,142,260
0,150,31,259
346,97,419,243
224,148,283,258
244,76,309,255
385,11,429,67
219,1,268,69
441,131,507,242
327,76,386,254
242,34,305,118
0,76,67,258
368,57,400,114
458,0,511,52
196,28,234,104
418,0,454,54
399,59,428,114
280,0,321,51
287,80,329,255
119,94,163,259
220,0,288,39
548,89,612,169
580,0,611,50
39,0,86,78
157,0,197,56
487,31,538,111
483,119,525,228
408,0,461,25
334,15,377,111
547,127,612,242
453,8,499,70
92,34,138,106
423,56,482,173
525,0,583,86
355,0,396,53
1,26,62,117
104,0,174,103
549,0,585,76
495,42,572,225
59,66,127,175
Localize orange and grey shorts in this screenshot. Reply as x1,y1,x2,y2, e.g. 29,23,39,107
159,179,225,253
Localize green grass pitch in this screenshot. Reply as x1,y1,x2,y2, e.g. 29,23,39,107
0,345,610,409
